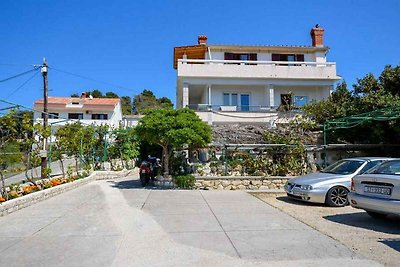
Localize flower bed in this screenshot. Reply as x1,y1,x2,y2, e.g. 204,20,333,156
0,169,135,217
1,174,87,203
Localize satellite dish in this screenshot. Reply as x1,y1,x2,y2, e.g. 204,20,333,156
89,95,93,99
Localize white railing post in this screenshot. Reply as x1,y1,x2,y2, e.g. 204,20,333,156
182,83,189,108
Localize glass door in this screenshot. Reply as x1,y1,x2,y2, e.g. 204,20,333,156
240,94,250,111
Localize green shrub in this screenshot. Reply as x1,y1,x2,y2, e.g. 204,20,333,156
174,174,195,189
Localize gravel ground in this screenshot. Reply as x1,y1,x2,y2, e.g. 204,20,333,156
253,193,400,267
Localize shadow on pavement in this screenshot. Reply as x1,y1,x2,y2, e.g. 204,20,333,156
379,238,400,252
275,196,326,207
108,179,173,190
323,212,400,234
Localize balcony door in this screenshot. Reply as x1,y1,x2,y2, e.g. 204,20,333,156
240,94,250,111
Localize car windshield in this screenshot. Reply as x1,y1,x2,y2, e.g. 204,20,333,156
368,160,400,175
321,159,364,175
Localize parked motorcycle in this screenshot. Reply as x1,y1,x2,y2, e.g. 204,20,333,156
139,161,151,187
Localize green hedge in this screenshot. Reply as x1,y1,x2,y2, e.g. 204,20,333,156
174,174,195,189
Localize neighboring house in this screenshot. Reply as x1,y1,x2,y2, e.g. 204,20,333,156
174,25,341,124
33,93,123,129
122,114,143,128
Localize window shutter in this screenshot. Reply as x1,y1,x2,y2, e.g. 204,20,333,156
249,53,257,61
224,53,233,60
296,54,304,62
271,54,280,61
280,54,288,61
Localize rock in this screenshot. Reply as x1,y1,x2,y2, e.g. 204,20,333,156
232,180,242,186
262,180,272,185
221,180,231,187
259,185,270,190
202,180,214,187
242,180,250,186
272,179,282,184
217,184,224,190
237,185,247,190
250,180,262,186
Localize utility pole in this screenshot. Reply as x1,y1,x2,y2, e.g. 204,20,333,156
41,58,48,179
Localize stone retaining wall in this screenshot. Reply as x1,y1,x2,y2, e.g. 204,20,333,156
194,176,291,190
0,169,135,217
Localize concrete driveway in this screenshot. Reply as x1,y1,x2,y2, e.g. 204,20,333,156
0,175,380,266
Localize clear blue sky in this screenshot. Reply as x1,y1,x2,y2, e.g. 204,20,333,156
0,0,399,108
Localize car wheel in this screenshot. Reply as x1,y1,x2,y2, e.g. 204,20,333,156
366,211,387,219
326,186,349,207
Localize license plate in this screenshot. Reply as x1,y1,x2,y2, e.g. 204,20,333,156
364,186,391,195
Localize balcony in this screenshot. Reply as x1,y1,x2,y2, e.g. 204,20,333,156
177,59,339,80
35,118,116,127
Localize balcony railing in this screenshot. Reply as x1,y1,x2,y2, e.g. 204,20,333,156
187,104,305,113
177,59,338,80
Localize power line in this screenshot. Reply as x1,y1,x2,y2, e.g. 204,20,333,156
5,70,40,100
0,67,40,83
0,63,36,67
49,66,136,93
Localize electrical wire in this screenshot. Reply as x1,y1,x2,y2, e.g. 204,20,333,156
49,66,136,93
0,63,36,67
5,70,40,100
0,67,40,83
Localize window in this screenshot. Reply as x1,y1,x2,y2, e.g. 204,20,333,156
280,94,292,106
359,160,383,174
68,113,83,119
223,93,230,106
71,102,80,105
223,93,247,110
224,53,257,64
272,54,304,66
294,96,308,107
231,93,238,106
41,113,59,119
91,114,108,120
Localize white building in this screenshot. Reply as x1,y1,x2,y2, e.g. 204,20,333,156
33,94,123,129
174,25,341,124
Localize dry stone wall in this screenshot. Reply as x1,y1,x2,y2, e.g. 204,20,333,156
195,176,290,190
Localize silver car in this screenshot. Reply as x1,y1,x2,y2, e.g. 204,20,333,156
348,159,400,218
284,157,393,207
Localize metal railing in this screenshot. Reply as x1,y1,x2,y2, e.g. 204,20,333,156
187,104,281,112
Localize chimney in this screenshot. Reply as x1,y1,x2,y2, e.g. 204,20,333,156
198,35,207,45
310,24,324,47
81,92,87,98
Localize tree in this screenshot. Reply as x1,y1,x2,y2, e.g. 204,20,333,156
135,108,212,175
133,89,173,114
108,128,139,168
87,89,103,98
55,122,96,172
0,111,20,199
105,91,119,98
303,65,400,144
121,96,133,115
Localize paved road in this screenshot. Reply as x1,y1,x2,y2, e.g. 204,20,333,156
0,176,380,266
5,158,75,186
